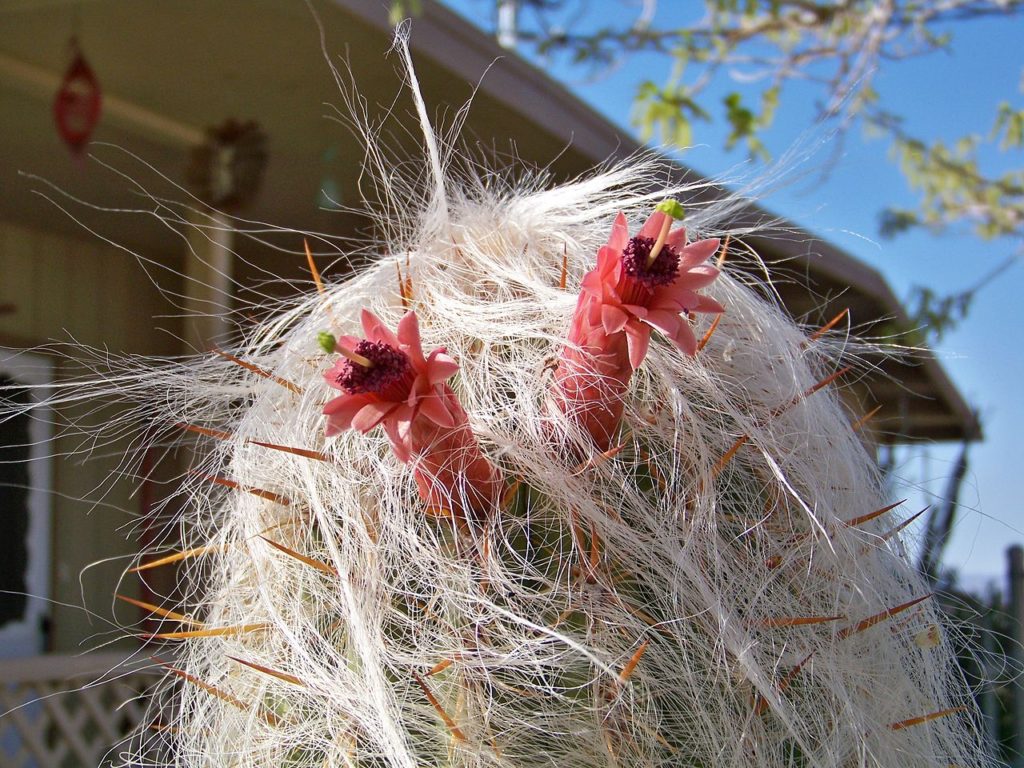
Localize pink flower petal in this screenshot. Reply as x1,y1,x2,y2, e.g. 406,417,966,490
680,238,720,268
360,308,399,347
679,264,720,290
426,349,460,385
418,393,456,428
601,303,630,335
645,308,685,333
624,321,652,369
581,267,605,298
325,394,374,437
638,210,669,240
692,294,725,314
607,212,630,252
668,319,698,356
595,244,623,287
396,310,420,343
397,311,427,367
652,276,717,310
323,392,372,424
382,417,412,462
394,406,415,443
666,226,688,249
583,296,606,327
335,334,361,354
647,289,686,313
622,303,649,320
352,400,399,433
323,360,348,391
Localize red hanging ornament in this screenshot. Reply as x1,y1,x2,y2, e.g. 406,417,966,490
53,38,102,155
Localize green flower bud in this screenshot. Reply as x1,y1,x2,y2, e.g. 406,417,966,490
317,331,337,355
655,198,685,220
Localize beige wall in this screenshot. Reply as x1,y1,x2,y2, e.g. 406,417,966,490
1,218,182,652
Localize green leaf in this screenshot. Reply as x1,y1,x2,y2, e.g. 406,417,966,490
632,80,710,147
388,0,421,26
993,101,1024,149
879,208,920,238
722,91,760,154
760,85,780,128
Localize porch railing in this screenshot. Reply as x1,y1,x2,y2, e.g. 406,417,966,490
0,652,151,768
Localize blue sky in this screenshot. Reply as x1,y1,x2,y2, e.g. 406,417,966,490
443,1,1024,584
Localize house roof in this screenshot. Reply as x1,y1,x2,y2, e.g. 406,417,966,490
0,0,978,443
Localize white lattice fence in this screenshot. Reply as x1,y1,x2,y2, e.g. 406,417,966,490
0,653,152,768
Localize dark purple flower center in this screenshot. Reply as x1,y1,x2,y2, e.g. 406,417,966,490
621,236,680,287
336,340,412,396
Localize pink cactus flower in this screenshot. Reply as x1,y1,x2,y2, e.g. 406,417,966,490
556,204,723,450
323,309,504,521
583,209,724,364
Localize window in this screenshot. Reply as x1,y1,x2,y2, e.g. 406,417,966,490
0,351,53,658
